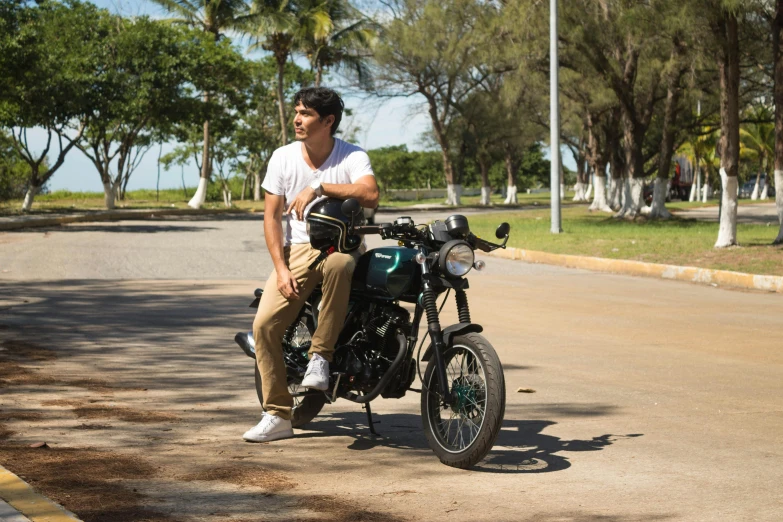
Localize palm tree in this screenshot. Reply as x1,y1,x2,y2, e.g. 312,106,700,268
739,106,775,200
248,0,332,146
678,127,720,202
151,0,250,208
299,0,376,88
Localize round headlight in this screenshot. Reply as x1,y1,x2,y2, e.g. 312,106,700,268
439,240,474,277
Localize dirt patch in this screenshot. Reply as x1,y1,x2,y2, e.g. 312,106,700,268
0,339,57,361
0,359,58,387
0,411,42,421
298,495,408,522
0,424,13,439
181,465,296,492
74,423,113,430
0,445,174,522
41,399,177,424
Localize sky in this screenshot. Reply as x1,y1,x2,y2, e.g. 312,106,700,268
33,0,572,193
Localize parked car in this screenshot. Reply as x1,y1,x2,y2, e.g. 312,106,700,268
740,176,776,198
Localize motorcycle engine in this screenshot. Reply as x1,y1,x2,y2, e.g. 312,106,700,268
333,302,411,394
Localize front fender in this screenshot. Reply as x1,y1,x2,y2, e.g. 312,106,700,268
421,322,483,361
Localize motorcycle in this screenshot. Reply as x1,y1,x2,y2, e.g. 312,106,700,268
235,199,510,469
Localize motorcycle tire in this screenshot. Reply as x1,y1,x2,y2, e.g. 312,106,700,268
254,316,326,429
421,333,505,469
254,366,326,428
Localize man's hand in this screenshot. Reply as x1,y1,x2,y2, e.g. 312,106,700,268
277,269,300,300
286,186,316,221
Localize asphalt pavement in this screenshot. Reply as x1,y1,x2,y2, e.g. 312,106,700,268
1,213,782,521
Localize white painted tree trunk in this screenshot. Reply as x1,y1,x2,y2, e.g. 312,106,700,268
504,185,518,204
775,170,783,244
689,183,697,202
701,183,710,203
445,184,462,205
480,186,491,205
573,182,587,201
188,177,208,209
22,186,37,212
715,168,739,247
751,180,760,200
585,182,593,201
760,183,769,200
589,176,613,212
615,178,643,218
648,178,672,219
222,188,232,207
609,179,622,210
560,183,565,201
103,182,116,210
254,172,262,201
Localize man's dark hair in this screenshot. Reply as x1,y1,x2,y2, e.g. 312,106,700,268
294,87,344,136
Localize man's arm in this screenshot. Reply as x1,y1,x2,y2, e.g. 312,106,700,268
265,192,300,299
286,174,379,220
321,175,379,208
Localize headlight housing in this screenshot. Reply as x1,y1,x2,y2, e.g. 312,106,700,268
438,240,474,277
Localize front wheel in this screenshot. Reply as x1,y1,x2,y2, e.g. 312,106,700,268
421,333,505,469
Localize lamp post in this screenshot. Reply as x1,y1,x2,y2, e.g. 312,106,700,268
550,0,562,233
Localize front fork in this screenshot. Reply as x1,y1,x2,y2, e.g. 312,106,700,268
418,247,472,406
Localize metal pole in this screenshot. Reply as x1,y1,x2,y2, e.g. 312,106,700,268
696,100,702,200
550,0,562,233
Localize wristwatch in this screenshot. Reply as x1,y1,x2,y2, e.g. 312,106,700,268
309,179,323,197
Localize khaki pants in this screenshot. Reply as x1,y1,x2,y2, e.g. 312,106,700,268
252,244,357,420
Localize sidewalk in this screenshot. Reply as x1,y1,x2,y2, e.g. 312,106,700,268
0,499,31,522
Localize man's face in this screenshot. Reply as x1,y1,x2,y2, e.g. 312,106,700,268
293,102,334,142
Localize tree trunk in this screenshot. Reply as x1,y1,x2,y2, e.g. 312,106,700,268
503,147,517,204
241,174,248,201
702,171,711,203
589,167,613,212
648,178,671,219
573,156,586,201
22,184,38,212
277,56,289,146
103,181,116,210
254,170,262,201
649,50,683,219
188,118,210,209
478,156,491,205
774,0,783,243
446,184,462,206
751,171,761,200
775,170,783,244
315,65,323,87
714,10,741,248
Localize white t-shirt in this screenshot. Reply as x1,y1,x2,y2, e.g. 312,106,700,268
261,139,375,245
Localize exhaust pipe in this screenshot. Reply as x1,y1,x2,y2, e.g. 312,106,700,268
234,332,256,358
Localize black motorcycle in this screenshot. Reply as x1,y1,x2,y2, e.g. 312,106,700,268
235,199,510,469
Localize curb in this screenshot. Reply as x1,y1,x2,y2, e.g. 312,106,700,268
488,247,783,294
0,465,81,522
0,208,250,232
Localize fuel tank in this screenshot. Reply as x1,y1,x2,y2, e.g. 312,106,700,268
352,247,421,302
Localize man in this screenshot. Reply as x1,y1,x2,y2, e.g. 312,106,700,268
243,87,379,443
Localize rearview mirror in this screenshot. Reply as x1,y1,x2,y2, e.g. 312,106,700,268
341,198,362,218
495,222,510,239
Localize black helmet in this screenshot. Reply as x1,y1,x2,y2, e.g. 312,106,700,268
306,198,365,253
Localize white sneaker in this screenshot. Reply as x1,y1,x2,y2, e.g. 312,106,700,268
242,413,293,442
300,353,330,391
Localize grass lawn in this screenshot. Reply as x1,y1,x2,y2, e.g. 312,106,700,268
468,206,783,276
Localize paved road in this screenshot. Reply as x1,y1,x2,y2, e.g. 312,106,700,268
1,214,782,521
673,201,780,224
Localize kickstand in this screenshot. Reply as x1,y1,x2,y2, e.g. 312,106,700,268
363,401,381,437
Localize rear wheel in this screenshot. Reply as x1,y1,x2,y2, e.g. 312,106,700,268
421,333,505,469
254,316,326,428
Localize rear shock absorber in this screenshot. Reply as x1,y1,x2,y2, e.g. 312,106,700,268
455,289,471,324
